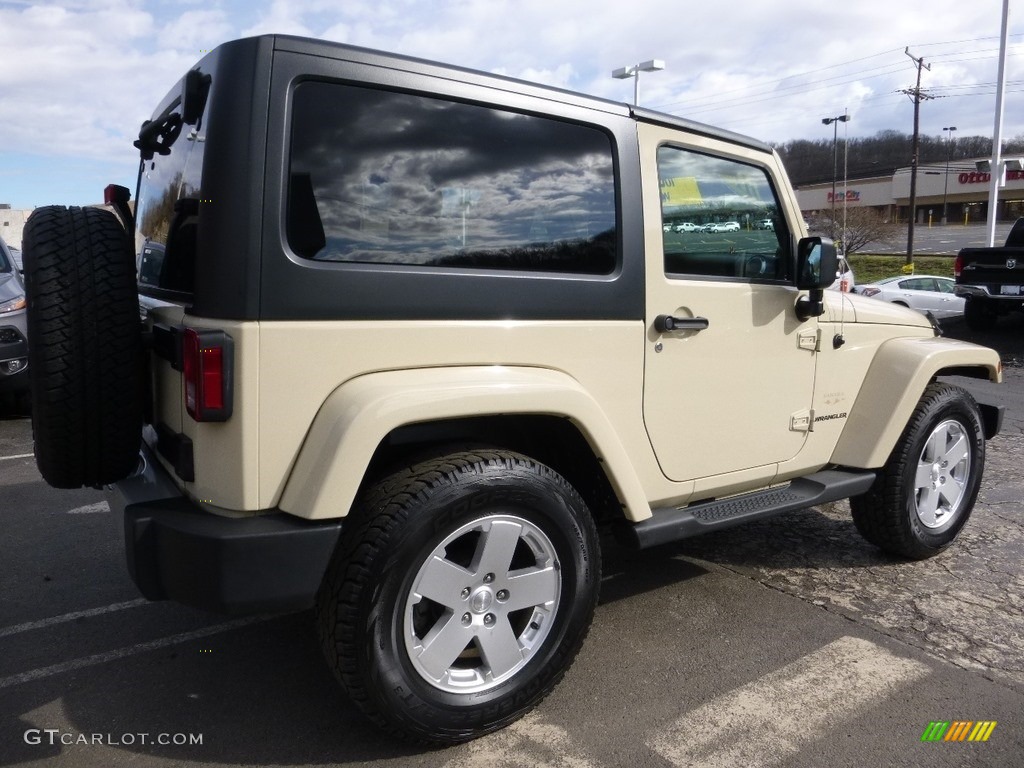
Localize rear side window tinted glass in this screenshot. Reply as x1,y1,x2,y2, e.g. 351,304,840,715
287,82,617,274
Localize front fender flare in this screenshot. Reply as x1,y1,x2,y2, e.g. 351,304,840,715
278,366,651,521
831,337,1000,469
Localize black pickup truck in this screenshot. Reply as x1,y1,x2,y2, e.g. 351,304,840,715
955,218,1024,330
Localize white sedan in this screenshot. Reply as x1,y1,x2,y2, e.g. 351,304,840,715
855,275,965,319
705,221,740,233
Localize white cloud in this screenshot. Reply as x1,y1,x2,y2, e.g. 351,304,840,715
160,9,233,51
0,0,1022,208
239,0,316,37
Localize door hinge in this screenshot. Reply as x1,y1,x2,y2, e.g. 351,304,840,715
791,409,813,432
798,329,820,352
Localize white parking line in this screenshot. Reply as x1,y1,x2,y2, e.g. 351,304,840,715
0,452,34,462
648,636,930,768
0,616,268,690
0,599,150,639
66,501,110,515
443,713,597,768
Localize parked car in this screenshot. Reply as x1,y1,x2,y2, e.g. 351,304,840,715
674,222,699,233
856,275,965,319
0,236,29,407
755,219,774,231
826,256,855,293
703,221,740,233
954,217,1024,329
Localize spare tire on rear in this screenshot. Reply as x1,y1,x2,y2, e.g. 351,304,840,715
23,206,143,488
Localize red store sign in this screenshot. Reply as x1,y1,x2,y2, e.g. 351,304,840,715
827,190,861,203
958,170,1024,184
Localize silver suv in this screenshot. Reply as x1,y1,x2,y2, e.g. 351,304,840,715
23,35,1002,745
0,235,28,406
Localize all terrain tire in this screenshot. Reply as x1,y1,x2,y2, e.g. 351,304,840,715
850,383,985,559
316,448,600,744
23,206,143,488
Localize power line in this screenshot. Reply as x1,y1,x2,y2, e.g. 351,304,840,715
673,63,909,117
650,47,904,112
655,58,908,113
651,39,1024,119
910,32,1024,49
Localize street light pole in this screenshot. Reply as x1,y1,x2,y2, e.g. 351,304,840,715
941,126,957,224
986,0,1010,246
842,109,850,257
822,113,850,238
612,59,665,106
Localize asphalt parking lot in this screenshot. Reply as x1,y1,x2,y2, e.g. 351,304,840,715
904,221,1016,255
1,317,1022,767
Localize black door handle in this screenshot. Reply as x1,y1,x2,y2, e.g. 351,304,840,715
655,314,710,333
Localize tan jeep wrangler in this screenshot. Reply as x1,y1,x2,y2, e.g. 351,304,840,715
23,35,1002,745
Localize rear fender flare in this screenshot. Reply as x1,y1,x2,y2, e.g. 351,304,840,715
278,366,651,521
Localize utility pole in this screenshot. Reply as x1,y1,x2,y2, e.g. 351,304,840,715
901,47,933,265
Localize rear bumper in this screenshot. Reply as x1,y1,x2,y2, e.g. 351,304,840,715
955,284,1024,304
110,444,342,615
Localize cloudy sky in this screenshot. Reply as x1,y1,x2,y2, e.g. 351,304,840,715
0,0,1021,210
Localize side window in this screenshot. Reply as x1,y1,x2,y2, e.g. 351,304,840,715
937,278,956,294
657,145,790,281
902,278,935,291
287,82,617,274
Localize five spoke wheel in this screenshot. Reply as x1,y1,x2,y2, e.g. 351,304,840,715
912,420,971,529
850,383,985,559
404,515,561,693
317,449,600,744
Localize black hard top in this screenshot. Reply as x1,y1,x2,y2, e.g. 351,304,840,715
268,34,773,154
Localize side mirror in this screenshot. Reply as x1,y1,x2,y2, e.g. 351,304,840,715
796,236,838,290
795,236,838,320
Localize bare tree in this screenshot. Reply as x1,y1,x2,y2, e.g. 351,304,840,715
808,207,899,255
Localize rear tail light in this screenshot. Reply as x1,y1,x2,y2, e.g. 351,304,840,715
182,327,234,422
954,253,964,278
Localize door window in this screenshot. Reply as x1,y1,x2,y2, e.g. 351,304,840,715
901,277,937,292
657,146,790,281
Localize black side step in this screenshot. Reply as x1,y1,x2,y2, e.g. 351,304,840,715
619,469,877,550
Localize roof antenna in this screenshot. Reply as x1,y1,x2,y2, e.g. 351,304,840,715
833,257,848,349
834,109,850,350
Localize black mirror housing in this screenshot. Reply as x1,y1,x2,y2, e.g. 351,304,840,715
796,236,838,290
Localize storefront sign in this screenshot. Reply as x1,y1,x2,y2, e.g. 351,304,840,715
958,170,1024,184
827,190,861,203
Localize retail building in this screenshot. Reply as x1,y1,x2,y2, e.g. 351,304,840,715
795,158,1024,225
